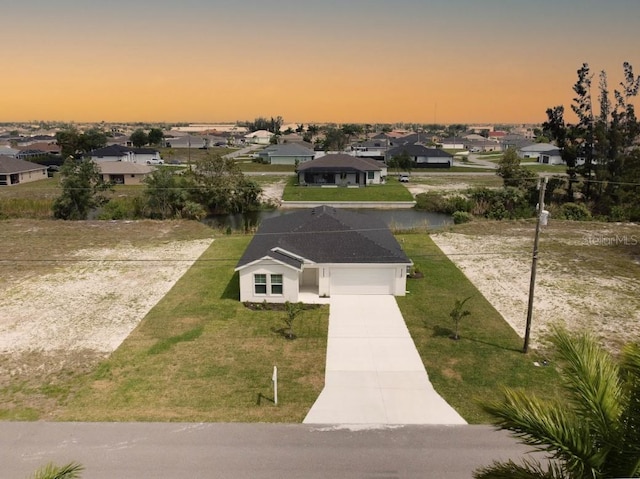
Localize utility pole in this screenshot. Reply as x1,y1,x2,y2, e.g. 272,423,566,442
523,176,549,353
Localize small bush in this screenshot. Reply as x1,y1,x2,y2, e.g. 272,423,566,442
452,211,472,224
559,202,592,221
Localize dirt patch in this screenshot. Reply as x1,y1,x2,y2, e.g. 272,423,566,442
431,222,640,351
405,183,471,195
260,179,287,206
0,239,213,358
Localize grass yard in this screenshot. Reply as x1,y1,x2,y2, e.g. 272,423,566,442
396,233,560,423
237,162,296,173
282,176,414,201
56,234,329,422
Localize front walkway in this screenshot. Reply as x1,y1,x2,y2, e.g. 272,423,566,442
303,295,467,425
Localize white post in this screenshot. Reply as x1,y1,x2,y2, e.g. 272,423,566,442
272,365,278,405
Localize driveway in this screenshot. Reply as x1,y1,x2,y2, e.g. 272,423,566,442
304,296,466,425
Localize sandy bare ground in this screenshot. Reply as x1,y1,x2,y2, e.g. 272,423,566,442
0,239,213,355
260,179,287,206
431,225,640,351
405,183,472,195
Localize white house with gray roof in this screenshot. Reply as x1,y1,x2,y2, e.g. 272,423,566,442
235,206,412,303
257,143,315,165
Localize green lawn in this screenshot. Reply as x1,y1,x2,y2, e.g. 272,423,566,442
523,164,568,174
282,176,414,201
59,234,329,422
0,220,564,423
397,233,560,423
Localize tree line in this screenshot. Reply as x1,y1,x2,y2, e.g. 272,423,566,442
53,153,262,221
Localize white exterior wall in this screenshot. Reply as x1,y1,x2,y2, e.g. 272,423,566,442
325,264,408,296
91,153,131,163
270,155,313,165
238,261,300,303
133,152,161,164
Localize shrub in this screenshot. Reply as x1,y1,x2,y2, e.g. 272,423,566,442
452,211,472,224
559,202,592,221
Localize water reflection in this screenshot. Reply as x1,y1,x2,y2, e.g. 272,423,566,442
203,209,452,231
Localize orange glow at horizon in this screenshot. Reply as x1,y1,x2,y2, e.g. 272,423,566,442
1,1,639,125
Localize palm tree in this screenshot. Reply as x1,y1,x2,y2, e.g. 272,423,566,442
474,327,640,479
31,462,84,479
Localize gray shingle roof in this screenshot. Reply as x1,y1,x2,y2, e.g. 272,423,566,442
296,154,381,172
236,206,411,269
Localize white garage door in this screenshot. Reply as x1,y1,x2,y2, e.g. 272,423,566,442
330,268,394,295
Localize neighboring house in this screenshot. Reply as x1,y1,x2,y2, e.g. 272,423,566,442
296,154,385,186
386,144,453,168
0,155,48,186
0,146,19,157
437,137,465,149
518,143,560,160
465,139,501,152
97,162,154,185
538,149,564,165
16,142,61,159
244,130,273,145
501,134,532,151
87,145,161,164
235,206,412,302
257,143,315,165
164,134,228,148
351,139,389,160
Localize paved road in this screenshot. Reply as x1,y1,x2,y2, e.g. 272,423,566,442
2,423,534,479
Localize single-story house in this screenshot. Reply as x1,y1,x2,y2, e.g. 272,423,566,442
97,161,154,185
87,145,161,164
0,155,48,186
538,150,564,165
235,206,412,302
437,137,465,149
257,143,315,165
386,144,453,168
296,154,385,186
244,130,273,145
518,143,560,160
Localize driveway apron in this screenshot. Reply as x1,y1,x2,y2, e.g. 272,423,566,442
304,295,466,425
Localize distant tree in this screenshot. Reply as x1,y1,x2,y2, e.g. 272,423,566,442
306,124,319,136
187,153,262,214
388,150,413,174
322,128,348,151
130,129,148,148
55,128,81,158
142,168,187,219
78,128,107,153
147,128,164,146
53,157,112,220
496,148,536,189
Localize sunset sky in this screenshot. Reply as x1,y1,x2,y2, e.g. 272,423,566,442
2,0,639,124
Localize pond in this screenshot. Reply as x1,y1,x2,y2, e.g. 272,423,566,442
204,208,452,231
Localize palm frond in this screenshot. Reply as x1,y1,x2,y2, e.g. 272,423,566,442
473,458,566,479
551,327,623,438
483,388,602,476
605,342,640,478
31,462,84,479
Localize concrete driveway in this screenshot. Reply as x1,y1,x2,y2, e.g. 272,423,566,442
304,295,466,425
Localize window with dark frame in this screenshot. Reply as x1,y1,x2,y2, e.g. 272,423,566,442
271,274,283,295
254,274,267,294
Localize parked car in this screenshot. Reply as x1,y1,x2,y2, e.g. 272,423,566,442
146,159,164,165
399,175,410,183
